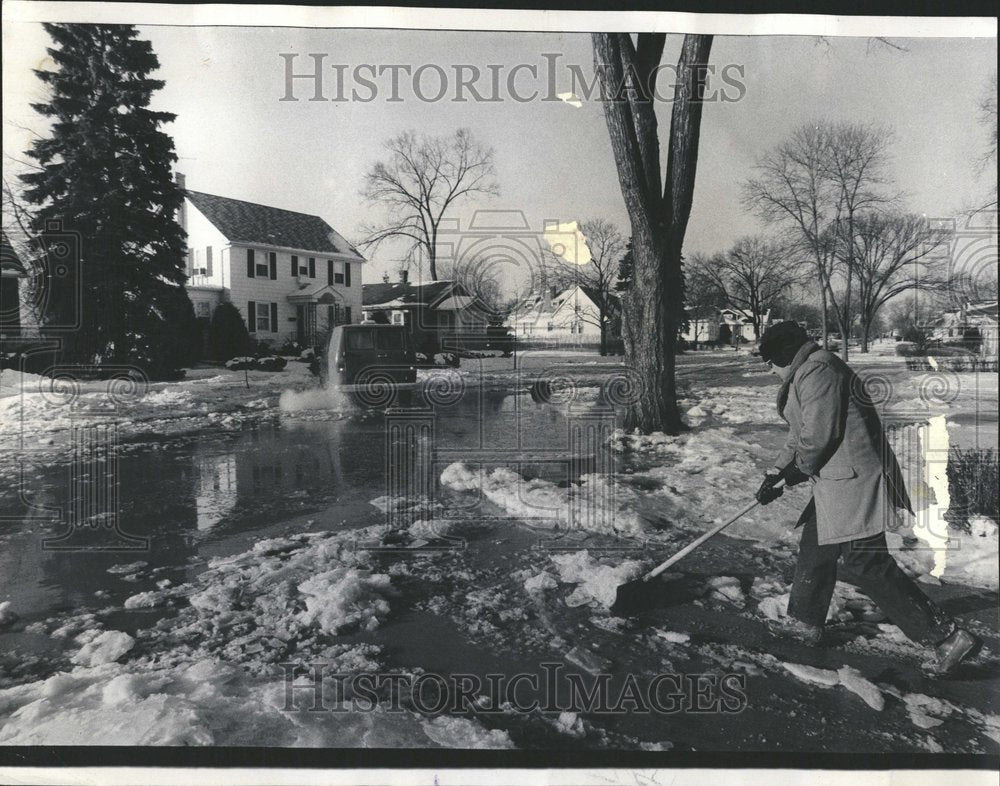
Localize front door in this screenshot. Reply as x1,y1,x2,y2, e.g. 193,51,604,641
296,304,318,347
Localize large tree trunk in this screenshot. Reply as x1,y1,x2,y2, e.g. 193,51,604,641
593,32,712,434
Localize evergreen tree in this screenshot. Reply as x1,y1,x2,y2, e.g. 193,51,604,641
207,302,250,361
21,23,190,378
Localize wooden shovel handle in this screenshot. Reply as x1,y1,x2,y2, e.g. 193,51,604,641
643,479,785,582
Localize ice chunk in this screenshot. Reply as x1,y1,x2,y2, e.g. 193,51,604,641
565,645,611,675
837,666,884,711
296,568,393,635
523,571,558,593
107,561,148,575
550,550,643,609
706,576,746,606
0,601,18,629
72,631,135,667
654,629,690,644
123,591,165,610
781,662,839,687
439,462,481,492
420,715,514,749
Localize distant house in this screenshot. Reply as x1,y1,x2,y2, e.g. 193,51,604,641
178,175,365,349
932,300,999,357
681,312,720,345
1,231,29,339
679,307,772,345
510,285,620,341
361,274,491,354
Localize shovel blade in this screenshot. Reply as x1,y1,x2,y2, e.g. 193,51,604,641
611,577,657,616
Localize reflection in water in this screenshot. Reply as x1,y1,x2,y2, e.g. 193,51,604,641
4,390,617,632
194,453,237,531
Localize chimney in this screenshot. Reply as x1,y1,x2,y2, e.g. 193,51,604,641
175,172,188,233
400,269,409,284
175,172,189,275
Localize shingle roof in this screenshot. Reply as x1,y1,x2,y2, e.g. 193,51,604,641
185,190,363,258
362,280,458,307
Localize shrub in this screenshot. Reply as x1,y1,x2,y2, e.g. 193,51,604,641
126,286,197,380
208,303,250,361
225,355,286,372
946,448,999,530
902,326,928,345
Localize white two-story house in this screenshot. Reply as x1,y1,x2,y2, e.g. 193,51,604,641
178,178,365,349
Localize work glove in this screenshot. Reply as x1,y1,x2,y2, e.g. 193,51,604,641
779,461,810,487
755,470,784,506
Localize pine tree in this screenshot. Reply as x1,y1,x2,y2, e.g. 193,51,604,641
21,23,191,378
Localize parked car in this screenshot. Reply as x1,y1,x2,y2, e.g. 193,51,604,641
326,324,417,387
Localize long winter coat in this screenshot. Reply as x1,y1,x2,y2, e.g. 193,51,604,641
775,341,912,546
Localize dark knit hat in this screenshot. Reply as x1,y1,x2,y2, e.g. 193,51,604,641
758,320,809,368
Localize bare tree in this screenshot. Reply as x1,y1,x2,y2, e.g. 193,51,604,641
680,257,726,347
826,123,895,357
850,212,952,352
694,237,804,340
978,72,998,174
358,129,499,280
435,254,505,314
593,33,713,433
573,218,626,355
745,121,893,360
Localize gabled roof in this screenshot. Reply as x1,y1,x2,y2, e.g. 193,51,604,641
185,190,363,258
362,280,460,307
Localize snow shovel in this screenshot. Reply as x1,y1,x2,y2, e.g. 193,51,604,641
611,480,785,615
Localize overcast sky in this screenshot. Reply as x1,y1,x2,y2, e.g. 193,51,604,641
3,23,996,287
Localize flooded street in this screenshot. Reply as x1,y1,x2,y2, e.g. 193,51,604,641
1,352,997,752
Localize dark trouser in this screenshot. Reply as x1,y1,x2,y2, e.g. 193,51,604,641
787,514,955,646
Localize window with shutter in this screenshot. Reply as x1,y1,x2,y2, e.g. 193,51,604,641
327,259,333,286
344,306,352,324
247,249,255,278
248,300,256,332
206,246,213,276
345,262,351,288
269,252,277,280
291,255,298,277
270,303,279,333
255,302,270,332
308,257,316,278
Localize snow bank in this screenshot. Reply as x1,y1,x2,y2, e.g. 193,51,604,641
440,462,649,537
0,659,513,747
681,386,785,425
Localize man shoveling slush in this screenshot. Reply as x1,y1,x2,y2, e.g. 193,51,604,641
754,320,981,676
